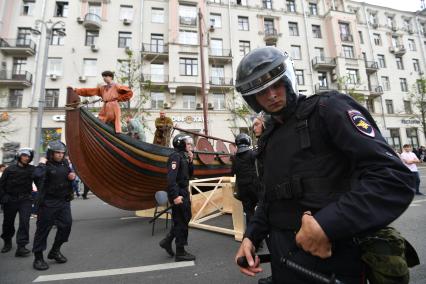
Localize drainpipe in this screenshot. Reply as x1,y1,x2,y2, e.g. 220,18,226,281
301,0,315,95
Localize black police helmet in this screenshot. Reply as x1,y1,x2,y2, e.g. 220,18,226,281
16,147,34,163
172,134,193,151
46,140,67,160
235,133,251,154
235,47,298,115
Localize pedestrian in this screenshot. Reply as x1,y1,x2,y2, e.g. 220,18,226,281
400,144,423,195
72,70,133,133
153,110,173,146
82,183,90,200
233,47,415,283
32,141,76,270
159,134,196,262
125,114,146,142
0,148,35,257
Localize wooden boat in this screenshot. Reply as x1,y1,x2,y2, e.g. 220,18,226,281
65,88,234,210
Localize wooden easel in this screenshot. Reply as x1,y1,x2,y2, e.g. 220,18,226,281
189,176,244,241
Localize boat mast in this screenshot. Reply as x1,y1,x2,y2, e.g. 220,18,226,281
198,8,208,135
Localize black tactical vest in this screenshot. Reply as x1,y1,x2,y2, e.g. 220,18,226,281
175,151,191,193
44,160,73,199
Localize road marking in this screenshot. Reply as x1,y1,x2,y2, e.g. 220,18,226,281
33,261,195,282
120,216,142,220
410,204,421,207
412,198,426,204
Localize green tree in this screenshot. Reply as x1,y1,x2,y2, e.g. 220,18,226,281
226,92,256,138
336,75,365,103
409,77,426,140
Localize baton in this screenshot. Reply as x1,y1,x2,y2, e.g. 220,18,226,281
237,254,345,284
148,204,173,224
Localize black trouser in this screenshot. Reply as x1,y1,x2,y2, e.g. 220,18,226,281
268,229,364,284
32,202,72,252
170,198,191,247
82,184,90,198
1,199,32,246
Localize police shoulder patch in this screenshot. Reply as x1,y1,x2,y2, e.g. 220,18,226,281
171,161,177,170
347,110,375,138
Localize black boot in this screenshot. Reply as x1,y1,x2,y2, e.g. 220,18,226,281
175,246,196,262
258,276,273,284
159,234,174,257
1,239,12,253
48,242,67,263
15,245,31,257
33,252,49,270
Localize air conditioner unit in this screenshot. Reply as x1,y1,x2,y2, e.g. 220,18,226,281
91,44,99,52
123,18,131,25
209,25,215,32
196,103,202,110
77,17,83,24
50,74,57,81
208,103,214,110
163,102,170,109
79,75,86,82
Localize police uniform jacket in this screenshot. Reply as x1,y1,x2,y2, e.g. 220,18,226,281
245,92,415,244
0,163,35,201
232,149,260,203
166,150,194,202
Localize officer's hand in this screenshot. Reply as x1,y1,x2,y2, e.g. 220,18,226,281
173,196,183,205
68,172,76,181
187,150,194,162
295,212,332,259
39,157,47,164
235,238,262,276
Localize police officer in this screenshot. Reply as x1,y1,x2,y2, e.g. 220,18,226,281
232,133,259,226
32,141,75,270
159,134,196,262
233,47,415,283
0,148,35,257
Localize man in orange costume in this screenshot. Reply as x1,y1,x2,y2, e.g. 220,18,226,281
153,111,173,146
73,71,133,133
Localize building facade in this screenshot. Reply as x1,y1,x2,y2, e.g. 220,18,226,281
0,0,425,162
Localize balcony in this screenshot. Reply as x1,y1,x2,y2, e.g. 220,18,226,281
208,48,232,63
83,13,102,29
141,74,168,86
389,45,406,56
0,38,36,56
314,83,337,93
141,43,169,59
209,77,233,89
312,57,337,70
0,70,32,87
264,28,279,44
365,61,379,73
369,85,384,97
340,33,353,42
179,16,197,27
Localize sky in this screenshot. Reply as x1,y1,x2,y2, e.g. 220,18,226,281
351,0,421,12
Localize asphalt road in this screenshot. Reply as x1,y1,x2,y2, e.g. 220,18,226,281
0,169,426,284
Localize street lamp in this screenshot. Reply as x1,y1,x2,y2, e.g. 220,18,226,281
31,19,66,164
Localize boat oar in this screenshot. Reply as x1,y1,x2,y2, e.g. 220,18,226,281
237,254,345,284
148,204,173,224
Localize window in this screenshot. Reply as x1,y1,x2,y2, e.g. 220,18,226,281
212,93,225,110
396,57,404,70
312,25,321,38
387,16,394,28
210,39,223,56
151,8,164,23
83,59,97,77
151,34,164,52
118,32,132,48
237,0,248,5
50,29,65,45
318,72,327,87
179,4,197,26
314,47,325,59
88,2,101,16
210,13,222,28
289,22,299,36
55,1,68,17
290,45,301,59
403,19,412,31
309,3,318,15
377,54,386,68
391,36,399,47
85,30,99,46
404,100,412,114
151,92,164,109
381,76,390,91
211,65,225,84
45,89,59,108
408,39,416,51
385,100,394,114
264,19,275,34
12,57,26,74
369,13,377,25
179,58,198,76
413,59,420,72
373,33,381,46
22,1,35,16
400,78,408,92
295,70,304,85
238,16,249,31
120,5,133,21
8,89,23,108
342,45,354,58
358,31,364,44
179,30,197,45
47,58,62,76
339,22,351,38
182,94,196,109
346,69,359,84
17,27,32,42
150,64,164,82
387,129,401,150
263,0,272,9
239,41,250,56
366,98,375,113
406,128,419,149
287,0,296,12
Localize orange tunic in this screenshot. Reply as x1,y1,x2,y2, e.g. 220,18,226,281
74,84,133,133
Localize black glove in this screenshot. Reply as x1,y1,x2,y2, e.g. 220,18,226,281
0,194,10,205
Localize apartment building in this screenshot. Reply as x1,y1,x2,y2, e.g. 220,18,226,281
0,0,425,162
